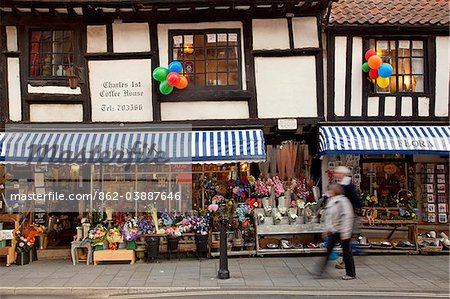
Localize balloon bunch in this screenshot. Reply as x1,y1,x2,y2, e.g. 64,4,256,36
362,49,393,89
152,61,188,95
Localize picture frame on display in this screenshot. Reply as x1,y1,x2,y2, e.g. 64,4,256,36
438,213,448,223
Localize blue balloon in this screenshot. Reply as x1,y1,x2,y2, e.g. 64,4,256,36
378,63,393,78
168,61,183,74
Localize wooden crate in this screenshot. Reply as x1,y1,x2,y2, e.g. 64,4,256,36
93,249,135,265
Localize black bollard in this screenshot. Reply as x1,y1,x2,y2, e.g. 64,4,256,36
217,218,230,279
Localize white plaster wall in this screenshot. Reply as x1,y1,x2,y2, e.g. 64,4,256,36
6,26,17,52
334,36,347,116
7,58,21,121
291,17,318,48
161,101,249,120
88,59,153,122
158,22,246,90
435,36,449,117
401,96,413,116
255,56,317,118
350,37,363,116
28,85,81,95
418,97,430,117
253,19,290,50
367,97,379,116
385,96,396,116
113,23,150,53
30,104,83,122
87,25,107,53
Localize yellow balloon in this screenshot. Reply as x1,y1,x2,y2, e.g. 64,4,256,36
377,77,389,89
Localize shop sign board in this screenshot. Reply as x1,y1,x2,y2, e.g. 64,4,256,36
89,59,152,122
277,118,297,130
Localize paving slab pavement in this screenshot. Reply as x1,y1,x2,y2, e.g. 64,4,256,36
0,255,448,297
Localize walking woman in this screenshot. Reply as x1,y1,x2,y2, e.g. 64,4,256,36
316,183,356,280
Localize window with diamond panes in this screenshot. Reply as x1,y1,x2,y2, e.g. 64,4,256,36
170,31,241,89
369,39,425,94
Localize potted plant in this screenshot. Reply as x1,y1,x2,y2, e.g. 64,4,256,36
122,218,139,250
191,215,210,253
86,225,107,250
165,227,181,251
15,231,32,265
107,227,123,250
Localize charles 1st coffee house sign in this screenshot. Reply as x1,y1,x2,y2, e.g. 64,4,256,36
88,59,153,122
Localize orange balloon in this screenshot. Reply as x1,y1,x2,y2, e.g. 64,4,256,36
175,75,188,89
368,55,382,69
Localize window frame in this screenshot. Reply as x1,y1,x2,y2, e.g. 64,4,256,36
366,37,429,96
168,29,243,91
26,26,79,86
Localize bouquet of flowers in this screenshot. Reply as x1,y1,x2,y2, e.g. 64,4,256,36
236,203,251,222
87,225,107,246
176,216,192,234
272,176,285,197
138,217,155,235
363,193,379,207
191,216,209,235
254,178,270,198
15,231,33,253
122,218,139,241
226,176,250,202
201,174,220,202
164,227,182,238
107,227,123,243
245,197,261,210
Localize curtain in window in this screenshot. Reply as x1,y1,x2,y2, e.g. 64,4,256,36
30,32,42,76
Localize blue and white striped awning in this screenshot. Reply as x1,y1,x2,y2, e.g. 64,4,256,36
0,129,265,164
319,126,450,155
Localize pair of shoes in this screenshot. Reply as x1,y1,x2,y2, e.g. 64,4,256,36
335,261,345,269
342,275,356,280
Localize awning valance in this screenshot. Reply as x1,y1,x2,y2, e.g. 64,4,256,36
319,126,450,156
0,129,265,164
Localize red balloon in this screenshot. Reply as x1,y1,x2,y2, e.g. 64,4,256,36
166,72,180,87
365,49,377,61
369,68,379,79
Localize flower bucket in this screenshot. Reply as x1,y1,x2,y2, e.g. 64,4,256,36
94,245,104,251
118,242,126,249
195,234,208,253
30,246,38,261
167,237,180,251
145,237,160,259
16,251,30,266
126,241,137,250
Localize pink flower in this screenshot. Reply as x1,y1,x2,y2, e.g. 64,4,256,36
27,242,31,246
19,242,24,247
208,204,218,213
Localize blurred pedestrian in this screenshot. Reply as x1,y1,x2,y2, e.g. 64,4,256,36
334,166,363,269
315,183,356,280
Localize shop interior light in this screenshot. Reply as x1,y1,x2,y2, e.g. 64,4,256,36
182,43,194,54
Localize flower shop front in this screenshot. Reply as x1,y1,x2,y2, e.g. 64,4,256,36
0,127,269,263
319,125,450,253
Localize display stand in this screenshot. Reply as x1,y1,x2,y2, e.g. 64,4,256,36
360,219,419,254
0,214,20,266
255,215,326,256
